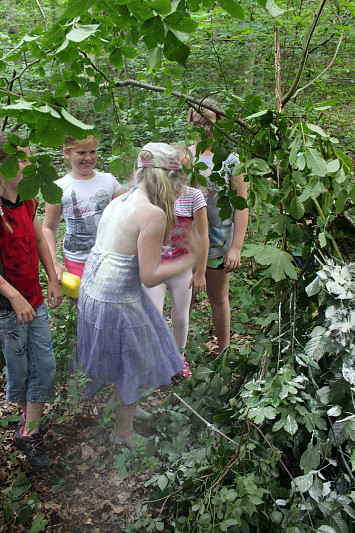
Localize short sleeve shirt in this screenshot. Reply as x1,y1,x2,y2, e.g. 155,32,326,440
55,171,122,263
161,186,206,261
194,153,239,259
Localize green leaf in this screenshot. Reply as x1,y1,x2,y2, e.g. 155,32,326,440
142,17,165,48
0,154,19,180
66,23,99,43
327,159,340,173
288,197,305,220
121,45,137,59
319,232,327,248
265,0,285,17
3,143,17,154
17,175,40,200
351,185,355,204
284,414,298,435
245,109,269,121
61,109,95,131
218,0,245,19
296,154,306,170
334,148,353,176
305,148,328,176
164,30,190,66
40,182,63,204
298,177,325,202
306,123,328,137
150,0,172,14
293,473,313,493
164,12,198,33
7,133,21,145
94,94,112,112
253,406,277,424
300,442,320,473
157,474,168,491
149,46,162,69
265,251,297,281
109,47,123,68
249,158,271,175
193,366,214,380
30,514,48,533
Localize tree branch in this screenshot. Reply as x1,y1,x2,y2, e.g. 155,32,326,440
282,0,328,107
292,33,343,99
35,0,48,31
6,60,40,86
99,78,252,133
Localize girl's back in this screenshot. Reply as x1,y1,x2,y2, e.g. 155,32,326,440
95,187,163,257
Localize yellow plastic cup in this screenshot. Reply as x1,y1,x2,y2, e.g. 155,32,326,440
60,272,81,299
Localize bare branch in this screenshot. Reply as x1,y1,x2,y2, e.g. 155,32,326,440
282,0,328,107
6,60,40,86
292,33,344,99
99,78,252,132
35,0,48,31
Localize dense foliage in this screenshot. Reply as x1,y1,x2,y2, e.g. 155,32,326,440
0,0,354,531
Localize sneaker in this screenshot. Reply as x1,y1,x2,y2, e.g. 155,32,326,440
13,426,51,469
18,413,50,436
181,358,192,378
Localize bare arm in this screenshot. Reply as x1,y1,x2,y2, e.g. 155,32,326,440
224,173,248,273
190,206,209,293
42,203,66,280
137,208,201,287
0,276,36,324
33,215,62,309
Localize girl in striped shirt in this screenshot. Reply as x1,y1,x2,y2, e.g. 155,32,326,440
145,146,209,377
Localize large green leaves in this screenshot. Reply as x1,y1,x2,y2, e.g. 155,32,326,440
243,244,298,281
218,0,245,19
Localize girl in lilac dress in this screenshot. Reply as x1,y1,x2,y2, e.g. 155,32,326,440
76,143,202,449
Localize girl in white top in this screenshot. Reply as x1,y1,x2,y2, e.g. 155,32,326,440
42,135,125,280
144,146,209,376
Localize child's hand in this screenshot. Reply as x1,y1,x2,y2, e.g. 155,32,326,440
47,280,63,309
190,272,206,294
224,247,242,273
54,262,67,282
10,292,37,324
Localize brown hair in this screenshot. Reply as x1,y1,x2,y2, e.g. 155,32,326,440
63,134,98,152
134,150,186,240
187,97,224,124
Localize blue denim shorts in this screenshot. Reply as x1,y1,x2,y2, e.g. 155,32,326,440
0,302,56,403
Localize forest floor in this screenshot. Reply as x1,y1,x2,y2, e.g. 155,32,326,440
0,323,221,533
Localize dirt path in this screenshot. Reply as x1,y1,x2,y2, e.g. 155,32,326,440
1,378,178,532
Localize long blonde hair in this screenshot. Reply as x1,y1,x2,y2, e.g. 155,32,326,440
134,150,186,240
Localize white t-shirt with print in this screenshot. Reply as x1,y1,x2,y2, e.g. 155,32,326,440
55,171,122,263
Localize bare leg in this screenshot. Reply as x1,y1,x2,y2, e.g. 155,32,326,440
112,390,137,440
205,268,231,353
18,401,44,435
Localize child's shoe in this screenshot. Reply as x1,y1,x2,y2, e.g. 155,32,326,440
18,412,50,436
181,357,192,378
13,426,51,469
17,413,52,437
